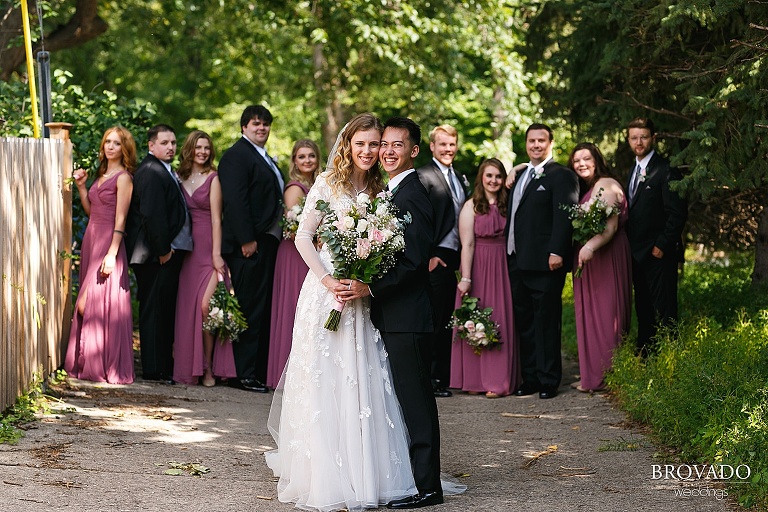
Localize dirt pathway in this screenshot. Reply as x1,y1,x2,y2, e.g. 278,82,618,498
0,357,736,511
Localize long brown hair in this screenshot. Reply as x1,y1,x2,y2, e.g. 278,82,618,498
97,126,137,176
567,142,612,195
472,158,508,217
178,130,217,180
289,139,321,187
328,113,385,197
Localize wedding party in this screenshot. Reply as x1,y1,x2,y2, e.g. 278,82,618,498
4,1,766,509
53,100,690,511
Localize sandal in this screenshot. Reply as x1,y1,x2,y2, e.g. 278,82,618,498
485,392,500,399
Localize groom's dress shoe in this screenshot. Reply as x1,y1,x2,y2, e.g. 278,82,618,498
433,387,452,398
230,378,269,393
387,491,444,509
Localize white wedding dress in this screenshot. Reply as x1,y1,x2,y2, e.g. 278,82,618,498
265,173,417,511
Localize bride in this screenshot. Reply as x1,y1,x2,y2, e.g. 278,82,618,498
265,113,417,511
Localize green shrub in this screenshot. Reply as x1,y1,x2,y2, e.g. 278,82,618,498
608,255,768,508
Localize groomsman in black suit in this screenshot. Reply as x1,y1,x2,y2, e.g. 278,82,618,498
625,117,687,355
417,124,467,398
218,105,284,393
342,117,442,509
505,123,579,399
127,124,192,382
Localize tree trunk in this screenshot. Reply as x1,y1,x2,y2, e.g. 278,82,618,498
752,203,768,286
0,0,107,81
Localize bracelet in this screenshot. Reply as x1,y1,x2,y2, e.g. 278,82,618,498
113,229,125,236
584,245,594,253
460,277,472,283
320,272,331,281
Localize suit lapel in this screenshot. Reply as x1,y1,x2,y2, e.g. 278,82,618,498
630,153,660,207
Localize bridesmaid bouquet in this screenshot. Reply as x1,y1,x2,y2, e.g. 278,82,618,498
202,274,248,343
560,187,620,277
315,191,410,331
280,197,305,239
449,295,501,355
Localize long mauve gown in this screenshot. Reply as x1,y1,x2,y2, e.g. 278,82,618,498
449,203,519,396
266,181,310,388
173,172,237,385
573,187,632,390
65,171,134,384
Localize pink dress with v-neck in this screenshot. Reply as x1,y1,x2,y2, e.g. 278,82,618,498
173,172,237,385
65,171,134,384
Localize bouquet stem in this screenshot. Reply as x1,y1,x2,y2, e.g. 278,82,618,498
324,300,344,331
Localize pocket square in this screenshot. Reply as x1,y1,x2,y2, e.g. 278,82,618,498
536,185,546,191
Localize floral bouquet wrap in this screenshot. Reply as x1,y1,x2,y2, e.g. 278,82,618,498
202,273,248,343
449,295,502,355
315,191,410,331
280,197,305,239
560,187,620,277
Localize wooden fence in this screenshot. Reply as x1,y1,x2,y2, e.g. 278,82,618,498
0,125,72,412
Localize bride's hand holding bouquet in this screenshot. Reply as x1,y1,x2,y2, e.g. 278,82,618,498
315,190,410,330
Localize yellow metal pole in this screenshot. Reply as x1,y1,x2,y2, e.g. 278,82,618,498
20,0,40,138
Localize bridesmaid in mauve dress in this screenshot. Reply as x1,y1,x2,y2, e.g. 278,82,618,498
173,130,237,386
569,143,632,392
65,127,136,384
450,159,520,398
266,139,321,388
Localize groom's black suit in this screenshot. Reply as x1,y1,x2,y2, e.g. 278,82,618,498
370,171,441,494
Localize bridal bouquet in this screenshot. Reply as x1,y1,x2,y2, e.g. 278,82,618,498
560,187,620,277
449,295,501,355
202,274,248,343
280,197,305,239
315,191,410,330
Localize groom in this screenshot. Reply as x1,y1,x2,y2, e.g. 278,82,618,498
342,117,442,509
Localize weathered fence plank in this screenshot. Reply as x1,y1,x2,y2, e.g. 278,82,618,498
0,134,71,411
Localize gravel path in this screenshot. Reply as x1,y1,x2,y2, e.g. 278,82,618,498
0,356,736,511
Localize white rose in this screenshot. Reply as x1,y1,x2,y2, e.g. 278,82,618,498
343,216,355,230
381,229,393,241
356,219,369,233
356,193,370,205
476,323,485,332
376,203,388,216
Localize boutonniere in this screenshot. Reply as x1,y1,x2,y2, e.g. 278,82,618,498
461,174,470,188
270,155,279,165
532,168,544,180
638,168,647,182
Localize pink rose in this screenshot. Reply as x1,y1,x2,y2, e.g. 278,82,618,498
356,238,371,259
371,229,385,242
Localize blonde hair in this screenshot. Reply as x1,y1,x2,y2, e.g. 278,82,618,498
97,126,137,176
328,113,385,197
289,139,321,187
178,130,217,180
429,124,458,143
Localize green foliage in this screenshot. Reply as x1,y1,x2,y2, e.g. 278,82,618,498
45,0,536,176
607,256,768,508
525,0,768,252
0,370,61,445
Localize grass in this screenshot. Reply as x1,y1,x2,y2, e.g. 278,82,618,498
606,253,768,509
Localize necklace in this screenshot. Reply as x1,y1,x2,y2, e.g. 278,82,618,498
352,182,368,196
190,172,205,184
102,167,124,179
